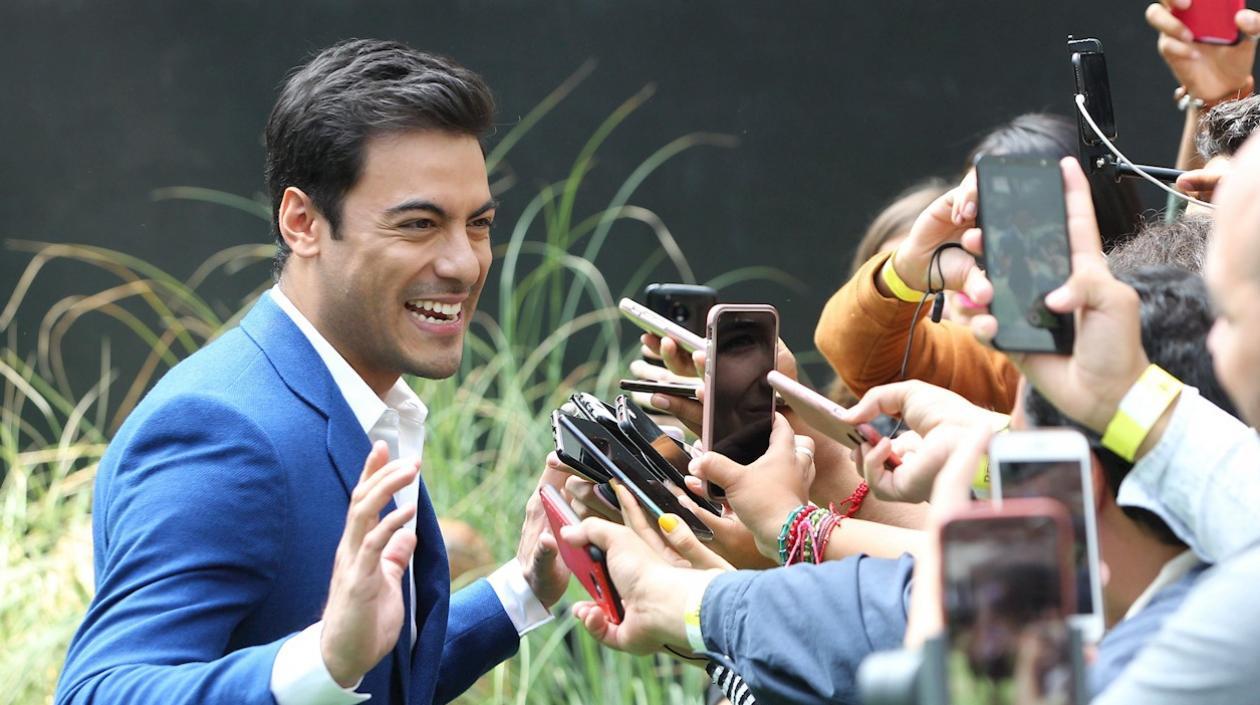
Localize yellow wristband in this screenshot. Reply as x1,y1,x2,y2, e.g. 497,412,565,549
971,416,1012,499
1101,365,1183,463
880,253,928,303
683,573,714,653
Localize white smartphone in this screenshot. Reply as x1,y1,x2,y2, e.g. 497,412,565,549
989,429,1104,643
702,305,778,477
618,298,707,353
766,371,865,448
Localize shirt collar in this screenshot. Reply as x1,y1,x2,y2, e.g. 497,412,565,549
1123,549,1200,621
268,286,428,435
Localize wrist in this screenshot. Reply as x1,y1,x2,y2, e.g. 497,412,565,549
654,568,720,648
319,628,361,689
1100,364,1183,462
883,249,930,301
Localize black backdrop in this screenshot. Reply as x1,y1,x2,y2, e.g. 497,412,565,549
1,0,1182,388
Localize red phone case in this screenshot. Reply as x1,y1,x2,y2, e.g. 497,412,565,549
538,486,624,624
1174,0,1245,45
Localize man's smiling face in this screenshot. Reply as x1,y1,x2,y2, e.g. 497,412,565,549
310,129,494,389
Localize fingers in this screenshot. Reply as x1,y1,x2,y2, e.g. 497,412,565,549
1042,258,1122,314
929,425,993,513
649,394,704,433
343,458,420,554
1147,2,1194,42
1060,158,1105,266
950,170,979,226
1239,9,1260,38
689,451,744,490
566,476,622,522
659,336,698,377
355,502,418,580
843,381,921,423
614,481,669,557
657,512,733,571
562,516,632,555
359,440,391,484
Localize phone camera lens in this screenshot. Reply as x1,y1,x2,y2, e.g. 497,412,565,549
669,303,689,324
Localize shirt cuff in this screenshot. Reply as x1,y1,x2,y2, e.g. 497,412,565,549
271,621,371,705
487,559,553,636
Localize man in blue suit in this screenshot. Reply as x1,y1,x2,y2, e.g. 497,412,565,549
56,39,569,705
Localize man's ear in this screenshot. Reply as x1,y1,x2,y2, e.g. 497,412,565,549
277,187,327,259
1089,452,1109,512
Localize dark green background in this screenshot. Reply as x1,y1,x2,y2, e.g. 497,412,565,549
1,0,1183,388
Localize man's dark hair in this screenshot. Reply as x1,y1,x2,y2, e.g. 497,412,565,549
1197,94,1260,160
966,113,1141,245
1024,265,1238,545
1107,214,1211,275
264,39,495,277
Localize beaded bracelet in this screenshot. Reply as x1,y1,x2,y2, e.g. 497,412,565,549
777,504,814,564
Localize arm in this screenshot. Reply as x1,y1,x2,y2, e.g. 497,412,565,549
56,397,289,705
814,252,1019,412
1094,544,1260,705
1116,386,1260,563
698,556,915,705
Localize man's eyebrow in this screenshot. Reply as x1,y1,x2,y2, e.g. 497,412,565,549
385,199,447,219
383,198,499,219
471,199,499,218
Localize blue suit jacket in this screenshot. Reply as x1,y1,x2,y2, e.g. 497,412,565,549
56,295,520,705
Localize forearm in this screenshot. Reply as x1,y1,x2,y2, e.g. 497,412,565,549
1117,387,1260,562
432,578,521,704
699,557,914,705
57,642,284,705
1175,106,1203,171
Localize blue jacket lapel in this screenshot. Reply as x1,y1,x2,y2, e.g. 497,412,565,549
240,294,369,498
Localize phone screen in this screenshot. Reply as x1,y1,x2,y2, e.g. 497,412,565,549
942,514,1077,705
996,460,1097,621
1073,51,1116,143
708,310,777,464
978,156,1074,354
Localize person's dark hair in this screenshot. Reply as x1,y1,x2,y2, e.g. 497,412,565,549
966,113,1142,246
848,179,950,277
1196,94,1260,159
1024,265,1238,545
1107,214,1211,275
264,39,495,277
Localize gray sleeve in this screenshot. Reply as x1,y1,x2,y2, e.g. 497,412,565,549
1093,544,1260,705
1117,387,1260,562
699,554,915,705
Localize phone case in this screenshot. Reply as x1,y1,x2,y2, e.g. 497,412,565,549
618,298,707,352
644,283,718,337
615,395,722,516
701,304,779,466
617,379,701,401
1174,0,1244,45
538,485,624,624
555,414,715,541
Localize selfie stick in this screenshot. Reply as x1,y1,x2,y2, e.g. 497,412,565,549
1074,95,1211,209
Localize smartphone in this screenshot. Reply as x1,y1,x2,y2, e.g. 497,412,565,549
538,484,624,624
618,379,700,401
615,395,721,516
702,305,778,487
1069,37,1117,146
765,372,902,468
619,298,707,353
940,499,1078,705
550,410,613,484
976,155,1075,354
1174,0,1245,44
989,429,1104,643
555,413,715,541
645,283,718,337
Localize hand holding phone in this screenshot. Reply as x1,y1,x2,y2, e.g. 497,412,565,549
539,485,624,624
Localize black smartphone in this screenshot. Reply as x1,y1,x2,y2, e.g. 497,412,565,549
976,155,1075,354
941,500,1079,705
555,414,715,542
702,305,779,466
550,410,613,484
645,283,718,337
615,395,721,516
618,379,701,401
1069,37,1116,146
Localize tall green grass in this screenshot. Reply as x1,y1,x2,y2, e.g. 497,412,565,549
0,65,800,704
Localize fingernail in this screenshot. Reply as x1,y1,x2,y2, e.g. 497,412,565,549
658,514,680,533
651,393,671,411
610,478,621,490
963,201,977,219
956,292,977,309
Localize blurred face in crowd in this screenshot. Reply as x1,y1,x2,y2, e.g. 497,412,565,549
283,129,494,392
1205,138,1260,427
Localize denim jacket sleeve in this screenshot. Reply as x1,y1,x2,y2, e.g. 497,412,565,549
698,554,915,705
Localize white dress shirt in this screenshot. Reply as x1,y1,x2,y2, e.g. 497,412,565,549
267,287,551,704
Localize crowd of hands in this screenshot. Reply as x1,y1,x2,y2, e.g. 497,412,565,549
316,0,1260,691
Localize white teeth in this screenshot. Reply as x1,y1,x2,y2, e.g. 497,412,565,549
406,300,462,316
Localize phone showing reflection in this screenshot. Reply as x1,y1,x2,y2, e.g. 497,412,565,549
702,305,778,476
941,499,1078,705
